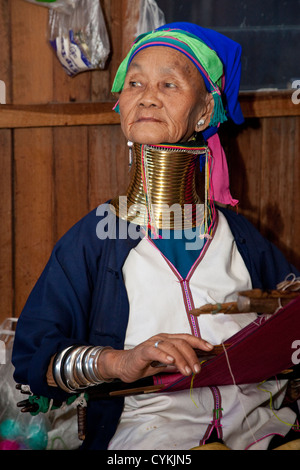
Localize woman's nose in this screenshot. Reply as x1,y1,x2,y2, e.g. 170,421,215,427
139,85,162,108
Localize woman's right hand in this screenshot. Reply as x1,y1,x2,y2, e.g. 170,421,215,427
98,333,214,383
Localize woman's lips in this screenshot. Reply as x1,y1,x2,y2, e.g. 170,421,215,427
136,117,161,122
128,117,163,127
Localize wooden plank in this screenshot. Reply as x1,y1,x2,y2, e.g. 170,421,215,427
53,127,90,240
11,0,55,315
259,116,299,269
0,130,13,323
221,114,300,272
0,0,12,103
221,119,263,228
52,19,93,241
121,0,140,57
52,46,92,103
13,128,54,316
239,90,300,118
11,0,53,104
0,102,120,128
88,125,129,209
0,0,13,323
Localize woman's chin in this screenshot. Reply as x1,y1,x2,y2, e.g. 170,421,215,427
128,136,165,145
125,124,171,146
125,127,190,145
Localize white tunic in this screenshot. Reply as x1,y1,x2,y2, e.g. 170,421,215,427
108,211,295,450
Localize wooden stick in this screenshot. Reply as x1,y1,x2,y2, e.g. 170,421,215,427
238,289,300,299
109,384,164,397
190,289,300,316
190,302,239,316
77,405,87,441
194,344,230,356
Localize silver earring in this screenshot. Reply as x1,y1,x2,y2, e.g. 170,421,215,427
128,140,133,169
197,119,205,127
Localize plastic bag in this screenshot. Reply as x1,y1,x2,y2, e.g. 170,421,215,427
0,318,81,450
0,319,49,450
136,0,166,37
0,351,78,450
48,0,110,76
24,0,78,15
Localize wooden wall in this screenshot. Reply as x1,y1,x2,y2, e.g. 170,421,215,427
0,0,299,323
223,113,300,271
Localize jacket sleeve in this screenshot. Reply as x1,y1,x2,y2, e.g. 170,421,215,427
12,213,101,402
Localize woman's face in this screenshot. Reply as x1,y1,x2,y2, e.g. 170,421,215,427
118,47,211,144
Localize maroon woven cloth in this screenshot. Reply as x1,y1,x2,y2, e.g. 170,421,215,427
153,297,300,392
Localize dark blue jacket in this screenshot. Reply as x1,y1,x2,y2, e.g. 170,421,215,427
12,205,299,449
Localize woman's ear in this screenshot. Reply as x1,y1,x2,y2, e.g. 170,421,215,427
195,93,214,132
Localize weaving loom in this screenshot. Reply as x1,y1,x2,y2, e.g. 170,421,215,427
84,289,300,398
17,288,300,443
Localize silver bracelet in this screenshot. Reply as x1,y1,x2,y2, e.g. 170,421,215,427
52,346,77,393
64,345,87,391
82,346,113,384
52,345,113,393
91,347,113,382
82,347,100,383
73,346,94,387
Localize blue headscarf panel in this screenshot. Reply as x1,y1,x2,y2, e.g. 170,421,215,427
155,22,244,139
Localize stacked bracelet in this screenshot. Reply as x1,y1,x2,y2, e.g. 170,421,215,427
52,345,113,393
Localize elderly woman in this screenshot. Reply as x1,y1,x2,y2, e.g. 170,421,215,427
12,22,299,450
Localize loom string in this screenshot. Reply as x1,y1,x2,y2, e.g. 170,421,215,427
277,273,300,291
221,342,259,444
189,346,259,445
189,359,207,408
257,381,300,430
222,342,300,437
190,374,198,408
49,435,69,450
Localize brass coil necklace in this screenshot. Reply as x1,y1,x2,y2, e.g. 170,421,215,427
111,141,215,236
